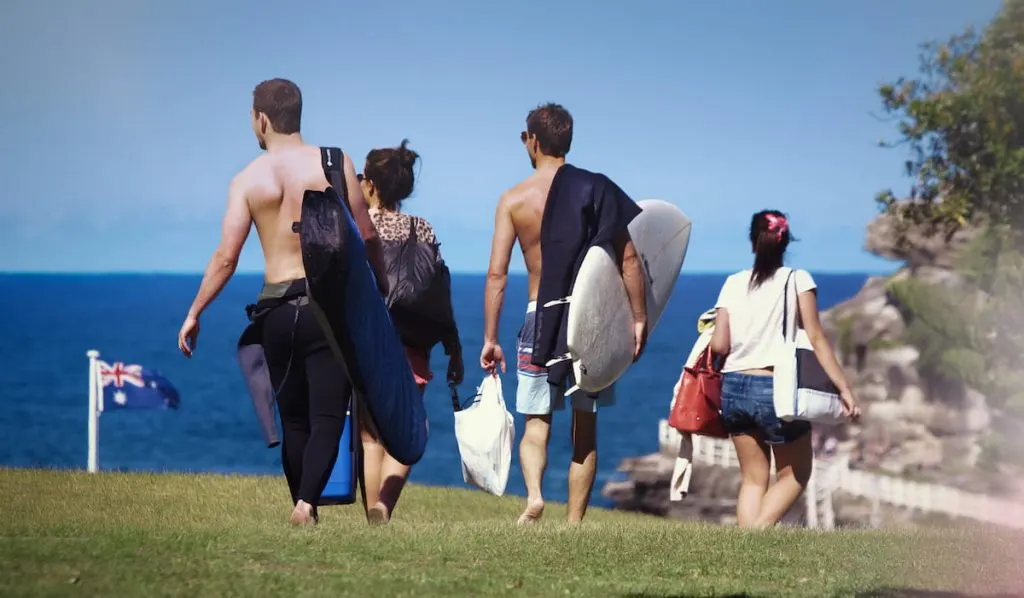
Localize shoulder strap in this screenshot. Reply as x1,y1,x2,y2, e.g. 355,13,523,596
781,268,796,342
292,147,349,234
792,269,805,333
320,147,342,187
407,214,418,244
319,147,352,212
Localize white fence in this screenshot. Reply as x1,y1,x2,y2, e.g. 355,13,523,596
658,419,1024,530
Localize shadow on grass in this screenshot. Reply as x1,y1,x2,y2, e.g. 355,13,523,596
620,594,755,598
621,592,1023,598
856,591,1024,598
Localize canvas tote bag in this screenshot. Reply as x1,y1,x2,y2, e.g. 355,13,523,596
772,268,847,424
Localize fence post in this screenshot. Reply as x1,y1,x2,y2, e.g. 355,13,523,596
806,469,819,529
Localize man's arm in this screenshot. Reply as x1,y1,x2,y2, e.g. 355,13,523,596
483,194,516,344
613,229,647,325
187,176,252,319
342,152,388,295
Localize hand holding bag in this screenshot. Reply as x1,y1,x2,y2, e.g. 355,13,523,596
668,347,728,438
453,375,515,496
773,269,847,424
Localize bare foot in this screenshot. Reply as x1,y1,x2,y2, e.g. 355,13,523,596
367,503,390,526
289,500,317,526
516,498,545,525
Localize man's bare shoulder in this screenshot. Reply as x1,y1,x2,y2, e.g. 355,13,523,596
500,171,551,209
230,154,273,191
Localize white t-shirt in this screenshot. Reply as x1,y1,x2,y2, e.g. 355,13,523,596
714,267,816,373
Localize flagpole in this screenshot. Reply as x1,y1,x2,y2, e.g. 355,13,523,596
87,349,100,473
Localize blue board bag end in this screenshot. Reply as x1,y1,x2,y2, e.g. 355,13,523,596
320,406,358,505
295,146,428,467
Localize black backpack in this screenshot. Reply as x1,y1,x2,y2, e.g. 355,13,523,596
382,215,456,351
314,145,455,351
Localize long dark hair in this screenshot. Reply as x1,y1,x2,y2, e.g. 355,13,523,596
749,209,793,289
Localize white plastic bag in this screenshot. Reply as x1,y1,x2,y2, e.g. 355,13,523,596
454,374,514,496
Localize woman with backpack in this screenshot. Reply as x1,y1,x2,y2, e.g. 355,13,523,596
708,210,860,528
357,139,464,525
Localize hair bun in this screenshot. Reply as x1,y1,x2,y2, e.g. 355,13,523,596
397,138,419,169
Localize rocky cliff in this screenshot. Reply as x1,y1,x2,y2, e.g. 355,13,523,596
821,212,1015,495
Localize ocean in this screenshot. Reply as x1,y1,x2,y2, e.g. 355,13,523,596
0,272,866,508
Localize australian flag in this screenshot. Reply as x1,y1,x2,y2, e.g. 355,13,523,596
98,360,180,411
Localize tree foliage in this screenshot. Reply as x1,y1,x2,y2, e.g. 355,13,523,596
875,1,1024,448
876,0,1024,239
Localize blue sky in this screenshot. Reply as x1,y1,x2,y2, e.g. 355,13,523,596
0,0,1001,274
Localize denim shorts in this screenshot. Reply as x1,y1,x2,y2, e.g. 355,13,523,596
720,372,811,445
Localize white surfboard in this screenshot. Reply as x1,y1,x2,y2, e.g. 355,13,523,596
563,199,691,394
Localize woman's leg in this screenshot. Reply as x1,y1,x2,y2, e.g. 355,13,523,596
359,405,386,517
374,456,412,521
732,433,772,527
757,430,813,527
370,382,426,523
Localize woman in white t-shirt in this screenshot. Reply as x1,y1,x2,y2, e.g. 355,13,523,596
709,210,860,528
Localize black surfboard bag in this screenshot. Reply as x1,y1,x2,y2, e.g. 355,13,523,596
291,147,365,394
294,147,428,467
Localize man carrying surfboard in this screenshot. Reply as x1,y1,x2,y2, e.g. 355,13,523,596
176,78,388,526
480,103,648,524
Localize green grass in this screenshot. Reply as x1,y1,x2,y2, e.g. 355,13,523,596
1,469,1021,597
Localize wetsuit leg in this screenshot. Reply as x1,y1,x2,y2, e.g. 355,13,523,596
292,305,352,507
262,302,310,504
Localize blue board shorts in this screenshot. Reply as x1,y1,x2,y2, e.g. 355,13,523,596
720,372,810,445
515,301,615,415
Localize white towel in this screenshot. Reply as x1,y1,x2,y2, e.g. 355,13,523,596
669,308,717,502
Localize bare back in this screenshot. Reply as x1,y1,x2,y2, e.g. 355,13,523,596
503,166,559,299
238,146,335,284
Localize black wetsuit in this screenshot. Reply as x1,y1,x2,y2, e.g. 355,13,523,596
247,279,352,513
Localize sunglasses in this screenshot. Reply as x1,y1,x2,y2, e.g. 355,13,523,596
356,173,365,182
520,130,531,143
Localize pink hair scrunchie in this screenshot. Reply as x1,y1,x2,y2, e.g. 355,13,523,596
764,214,789,241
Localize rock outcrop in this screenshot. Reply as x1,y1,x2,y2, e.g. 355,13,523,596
820,212,1012,494
864,212,977,270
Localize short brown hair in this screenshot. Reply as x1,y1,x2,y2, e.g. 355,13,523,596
252,78,302,135
526,103,573,158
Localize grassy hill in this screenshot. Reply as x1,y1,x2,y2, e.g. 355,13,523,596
1,469,1020,597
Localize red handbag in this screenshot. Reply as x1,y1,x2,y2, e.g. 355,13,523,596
668,347,728,438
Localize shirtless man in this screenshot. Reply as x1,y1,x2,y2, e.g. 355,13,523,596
176,78,387,525
480,103,647,524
